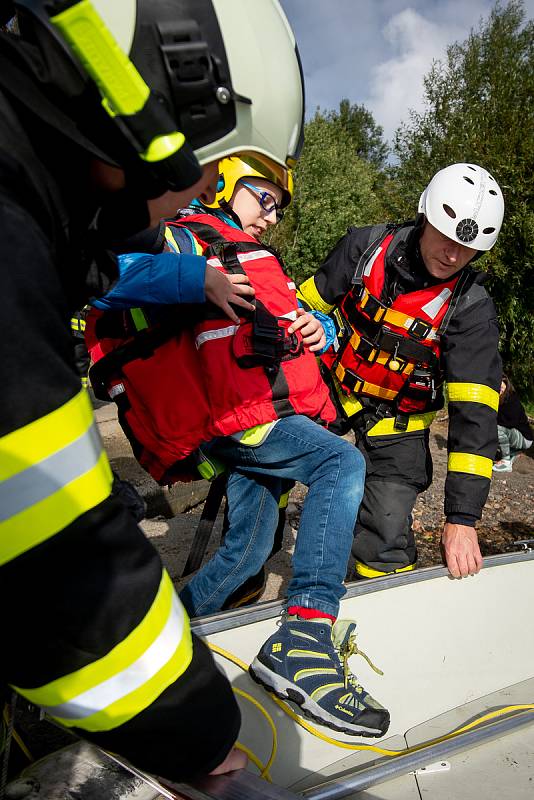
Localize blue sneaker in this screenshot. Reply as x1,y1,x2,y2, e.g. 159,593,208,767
249,617,390,737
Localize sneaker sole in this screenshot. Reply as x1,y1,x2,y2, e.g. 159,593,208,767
249,658,387,737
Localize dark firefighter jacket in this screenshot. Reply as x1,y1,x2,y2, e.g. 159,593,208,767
298,222,502,522
0,36,239,780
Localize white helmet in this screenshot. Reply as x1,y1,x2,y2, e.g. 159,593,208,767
418,163,504,250
14,0,303,192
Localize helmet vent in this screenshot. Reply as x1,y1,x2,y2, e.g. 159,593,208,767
483,227,496,234
463,176,475,185
443,204,456,219
489,189,498,196
467,165,477,171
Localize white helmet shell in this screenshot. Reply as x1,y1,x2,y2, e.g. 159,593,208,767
418,163,504,251
92,0,304,171
195,0,304,169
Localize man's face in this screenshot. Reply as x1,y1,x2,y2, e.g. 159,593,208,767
420,221,477,280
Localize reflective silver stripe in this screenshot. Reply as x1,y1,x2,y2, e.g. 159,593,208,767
206,249,273,270
195,325,239,349
363,247,383,276
279,309,298,321
421,288,452,320
109,383,125,399
40,591,187,721
237,249,272,263
0,422,103,521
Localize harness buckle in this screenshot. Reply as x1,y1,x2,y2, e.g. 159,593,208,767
409,318,432,339
341,368,364,394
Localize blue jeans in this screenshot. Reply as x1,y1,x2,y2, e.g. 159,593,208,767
179,415,365,618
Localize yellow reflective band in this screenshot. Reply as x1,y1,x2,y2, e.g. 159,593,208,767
70,317,86,332
355,561,416,578
239,423,276,446
332,375,363,419
14,571,193,733
367,412,436,437
448,452,493,479
130,307,149,332
51,1,150,116
1,389,94,481
297,278,335,315
0,450,112,566
447,382,499,412
141,131,186,163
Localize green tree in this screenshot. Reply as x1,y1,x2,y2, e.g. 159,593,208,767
392,1,534,396
327,99,389,169
268,111,387,283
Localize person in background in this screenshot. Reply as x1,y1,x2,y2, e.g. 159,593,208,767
0,0,304,782
299,163,505,581
493,374,533,472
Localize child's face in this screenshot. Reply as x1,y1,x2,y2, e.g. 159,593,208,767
230,178,283,239
500,380,506,395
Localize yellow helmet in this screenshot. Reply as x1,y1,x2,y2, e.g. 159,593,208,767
206,154,294,211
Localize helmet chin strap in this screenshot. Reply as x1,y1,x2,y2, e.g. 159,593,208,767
219,199,243,230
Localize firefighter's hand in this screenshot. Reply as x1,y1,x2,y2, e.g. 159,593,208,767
441,523,483,578
204,267,255,324
209,746,248,775
288,308,326,352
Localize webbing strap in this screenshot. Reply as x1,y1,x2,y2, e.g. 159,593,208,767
181,475,227,577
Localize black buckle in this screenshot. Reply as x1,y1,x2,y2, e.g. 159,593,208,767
376,327,404,352
394,413,409,431
342,368,363,393
354,336,378,362
409,318,432,339
158,21,214,94
362,294,387,322
350,278,365,301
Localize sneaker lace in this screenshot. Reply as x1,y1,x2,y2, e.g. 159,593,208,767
340,632,384,691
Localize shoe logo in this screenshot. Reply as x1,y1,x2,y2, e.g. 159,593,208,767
334,704,354,717
272,642,282,654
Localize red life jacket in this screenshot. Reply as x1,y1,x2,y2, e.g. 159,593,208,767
86,213,335,484
322,230,463,417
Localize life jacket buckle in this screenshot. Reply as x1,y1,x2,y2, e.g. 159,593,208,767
409,318,432,339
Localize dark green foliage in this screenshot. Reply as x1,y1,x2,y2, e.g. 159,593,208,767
391,1,534,396
267,108,388,283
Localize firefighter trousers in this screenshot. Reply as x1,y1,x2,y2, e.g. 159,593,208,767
350,429,433,576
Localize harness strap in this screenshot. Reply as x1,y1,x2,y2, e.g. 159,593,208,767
181,475,227,577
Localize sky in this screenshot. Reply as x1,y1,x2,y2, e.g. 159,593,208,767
279,0,534,147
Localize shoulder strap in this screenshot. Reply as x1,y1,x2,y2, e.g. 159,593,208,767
352,222,399,285
436,268,478,336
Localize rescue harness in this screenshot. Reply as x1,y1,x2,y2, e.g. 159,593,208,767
322,224,473,432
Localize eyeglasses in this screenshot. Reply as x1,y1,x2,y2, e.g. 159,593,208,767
241,182,284,221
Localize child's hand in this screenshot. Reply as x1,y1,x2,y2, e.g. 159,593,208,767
288,308,326,352
204,267,255,323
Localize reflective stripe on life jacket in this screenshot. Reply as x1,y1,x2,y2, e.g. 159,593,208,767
86,213,334,485
322,231,463,419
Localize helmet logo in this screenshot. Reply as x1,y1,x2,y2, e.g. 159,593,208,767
456,218,479,243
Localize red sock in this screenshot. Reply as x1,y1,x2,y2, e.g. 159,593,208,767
287,605,336,622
